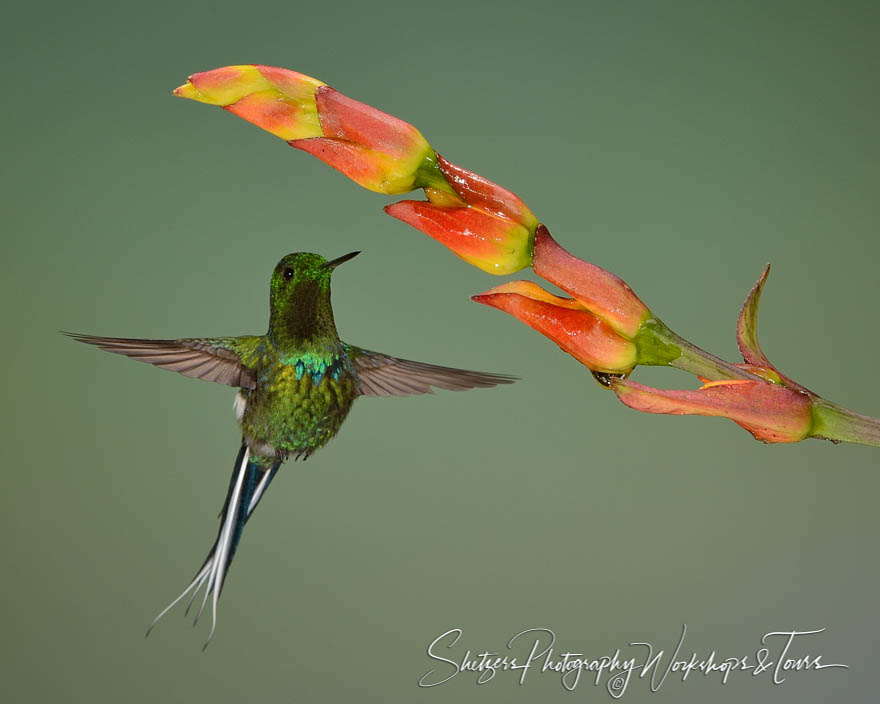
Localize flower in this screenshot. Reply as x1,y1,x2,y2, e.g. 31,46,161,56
611,377,814,443
174,65,436,194
290,86,435,194
472,281,638,374
176,66,540,270
385,199,532,276
384,154,537,275
174,65,325,140
434,154,538,231
532,226,650,339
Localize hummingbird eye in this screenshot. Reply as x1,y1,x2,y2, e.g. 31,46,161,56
283,267,294,281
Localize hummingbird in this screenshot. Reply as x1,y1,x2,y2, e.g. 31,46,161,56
68,251,514,646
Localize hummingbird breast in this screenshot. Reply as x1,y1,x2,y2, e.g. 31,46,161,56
237,353,358,463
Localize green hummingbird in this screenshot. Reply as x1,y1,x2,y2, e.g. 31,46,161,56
68,251,513,646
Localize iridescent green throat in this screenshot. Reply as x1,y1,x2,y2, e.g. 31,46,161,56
266,254,345,387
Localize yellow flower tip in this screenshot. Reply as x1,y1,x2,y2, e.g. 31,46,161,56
698,379,754,391
478,281,535,297
172,80,205,101
478,280,585,309
175,65,271,106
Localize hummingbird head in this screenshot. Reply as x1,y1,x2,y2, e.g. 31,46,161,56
268,251,360,347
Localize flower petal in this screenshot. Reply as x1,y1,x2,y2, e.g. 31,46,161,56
174,65,326,140
735,264,812,394
174,65,324,107
737,263,773,369
292,138,409,194
224,90,322,141
385,200,532,275
532,226,650,339
175,65,269,105
255,65,325,103
612,378,813,443
479,280,586,310
315,86,430,161
472,289,637,374
436,154,538,230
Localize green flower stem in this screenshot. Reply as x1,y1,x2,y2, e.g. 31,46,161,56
640,319,763,382
413,151,457,194
810,399,880,448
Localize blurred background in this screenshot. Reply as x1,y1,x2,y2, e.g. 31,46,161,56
1,1,877,701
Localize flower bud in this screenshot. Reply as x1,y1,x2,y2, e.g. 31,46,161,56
384,201,533,275
174,65,325,140
175,66,435,194
472,281,637,374
532,226,650,339
612,378,814,443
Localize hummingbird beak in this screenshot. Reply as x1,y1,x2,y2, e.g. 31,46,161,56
325,251,361,270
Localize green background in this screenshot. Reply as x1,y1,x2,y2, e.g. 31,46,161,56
2,1,878,701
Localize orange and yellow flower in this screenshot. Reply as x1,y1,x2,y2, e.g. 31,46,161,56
472,281,637,374
174,65,435,195
385,155,537,275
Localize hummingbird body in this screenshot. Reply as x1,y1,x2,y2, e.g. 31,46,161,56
235,344,358,463
68,251,514,646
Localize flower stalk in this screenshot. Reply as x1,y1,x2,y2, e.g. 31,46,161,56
174,64,880,448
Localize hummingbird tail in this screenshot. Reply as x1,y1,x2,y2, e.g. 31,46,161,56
145,444,281,648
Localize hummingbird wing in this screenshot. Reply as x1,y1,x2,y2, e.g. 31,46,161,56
347,346,516,397
65,333,260,389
